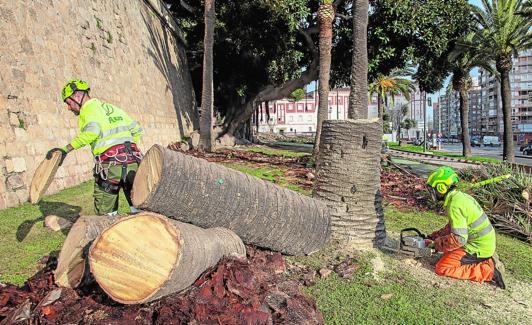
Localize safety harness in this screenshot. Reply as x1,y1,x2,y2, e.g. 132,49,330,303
94,142,142,193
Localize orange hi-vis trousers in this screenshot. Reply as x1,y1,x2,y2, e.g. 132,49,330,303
435,248,494,283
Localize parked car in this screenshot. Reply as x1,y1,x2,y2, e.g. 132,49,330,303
470,138,481,147
522,143,532,155
482,136,501,147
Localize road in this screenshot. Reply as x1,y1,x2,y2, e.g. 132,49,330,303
440,144,532,166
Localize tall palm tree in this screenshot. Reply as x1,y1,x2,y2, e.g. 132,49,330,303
471,0,532,162
314,0,335,158
369,70,414,119
199,0,215,152
348,0,369,119
449,32,496,157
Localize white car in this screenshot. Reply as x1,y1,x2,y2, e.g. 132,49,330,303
482,136,501,147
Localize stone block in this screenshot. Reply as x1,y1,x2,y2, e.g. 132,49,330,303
7,174,25,190
0,195,6,210
9,112,20,127
5,159,15,173
12,157,27,172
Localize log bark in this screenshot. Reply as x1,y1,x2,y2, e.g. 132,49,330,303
29,151,62,204
131,145,331,255
88,212,245,304
54,215,117,288
313,119,386,249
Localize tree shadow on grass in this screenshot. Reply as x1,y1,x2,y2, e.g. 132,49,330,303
16,201,82,242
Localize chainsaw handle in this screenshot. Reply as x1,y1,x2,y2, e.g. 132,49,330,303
400,228,425,240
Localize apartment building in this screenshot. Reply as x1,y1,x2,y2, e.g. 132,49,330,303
478,49,532,143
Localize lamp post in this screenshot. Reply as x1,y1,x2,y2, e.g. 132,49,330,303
438,90,442,150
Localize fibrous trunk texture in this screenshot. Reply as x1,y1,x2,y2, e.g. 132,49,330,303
54,215,116,288
199,0,215,151
499,68,515,162
348,0,369,119
29,151,62,204
132,145,331,255
459,87,471,157
314,2,334,158
88,212,245,304
313,119,386,249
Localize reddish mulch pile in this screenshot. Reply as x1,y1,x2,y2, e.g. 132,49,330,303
0,247,323,325
381,170,430,210
170,144,431,209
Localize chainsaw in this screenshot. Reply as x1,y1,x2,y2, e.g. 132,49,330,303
382,228,435,258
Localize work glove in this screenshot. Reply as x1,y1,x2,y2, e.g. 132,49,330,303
46,148,67,166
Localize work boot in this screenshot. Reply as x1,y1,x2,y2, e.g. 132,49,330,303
491,252,506,289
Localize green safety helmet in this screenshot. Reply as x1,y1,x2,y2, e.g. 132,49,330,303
427,166,459,197
61,79,90,101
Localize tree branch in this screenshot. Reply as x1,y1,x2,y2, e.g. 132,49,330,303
336,13,352,20
179,0,196,13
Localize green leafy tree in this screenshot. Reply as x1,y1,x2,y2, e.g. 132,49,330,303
471,0,532,162
401,118,417,139
332,0,472,92
289,88,306,102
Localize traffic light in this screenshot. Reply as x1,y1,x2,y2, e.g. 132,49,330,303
427,97,432,107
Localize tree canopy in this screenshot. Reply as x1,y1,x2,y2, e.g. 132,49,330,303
166,0,471,135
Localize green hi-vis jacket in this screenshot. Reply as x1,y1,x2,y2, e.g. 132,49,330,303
444,190,496,258
68,98,143,156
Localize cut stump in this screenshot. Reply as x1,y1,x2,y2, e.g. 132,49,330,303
54,215,117,288
88,212,246,304
29,151,62,204
131,144,331,255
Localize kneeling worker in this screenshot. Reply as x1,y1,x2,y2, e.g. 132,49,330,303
46,79,143,216
425,166,505,289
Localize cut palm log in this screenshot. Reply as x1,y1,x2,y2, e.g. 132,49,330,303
313,119,386,249
29,151,62,204
54,215,116,288
131,144,331,255
88,212,245,304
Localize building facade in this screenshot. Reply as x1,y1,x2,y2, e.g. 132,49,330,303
258,85,429,141
479,49,532,143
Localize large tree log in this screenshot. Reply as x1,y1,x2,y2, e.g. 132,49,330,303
88,212,245,304
313,119,386,249
131,145,331,255
54,215,116,288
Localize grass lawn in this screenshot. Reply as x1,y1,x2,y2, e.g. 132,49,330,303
388,144,502,164
241,145,310,157
1,147,530,324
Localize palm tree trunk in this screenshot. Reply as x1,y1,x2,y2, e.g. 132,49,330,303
498,66,515,162
199,0,215,152
458,87,471,157
132,145,331,255
313,2,335,159
377,94,383,118
348,0,369,119
313,120,386,249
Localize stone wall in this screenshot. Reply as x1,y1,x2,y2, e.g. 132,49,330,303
0,0,197,209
